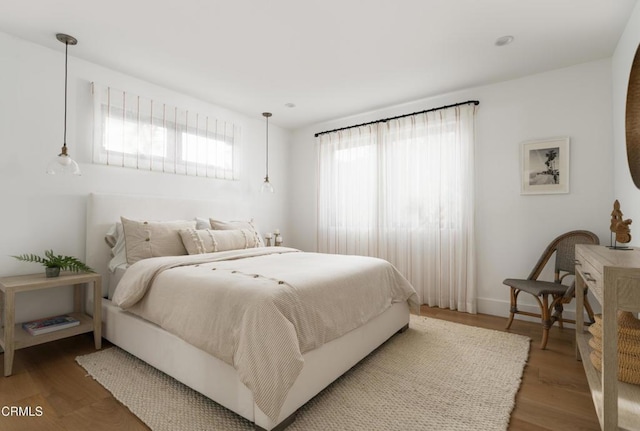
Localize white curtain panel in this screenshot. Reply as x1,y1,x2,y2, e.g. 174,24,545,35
317,104,477,312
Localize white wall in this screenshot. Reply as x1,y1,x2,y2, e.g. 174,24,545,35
289,59,614,318
0,31,291,322
1,23,623,324
613,1,640,241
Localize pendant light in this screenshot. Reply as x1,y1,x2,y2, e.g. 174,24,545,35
46,33,81,176
260,112,274,193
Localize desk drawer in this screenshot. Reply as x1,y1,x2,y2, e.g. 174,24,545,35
576,252,603,302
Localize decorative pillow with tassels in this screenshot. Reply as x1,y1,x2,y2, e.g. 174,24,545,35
179,228,258,255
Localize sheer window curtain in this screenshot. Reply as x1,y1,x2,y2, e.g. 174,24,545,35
317,104,477,312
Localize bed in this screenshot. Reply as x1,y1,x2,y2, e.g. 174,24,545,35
85,192,417,431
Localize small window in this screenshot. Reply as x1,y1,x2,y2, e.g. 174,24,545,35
92,83,241,180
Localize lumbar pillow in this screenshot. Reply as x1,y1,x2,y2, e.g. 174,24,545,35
179,228,259,254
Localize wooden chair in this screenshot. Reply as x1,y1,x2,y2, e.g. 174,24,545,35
503,230,599,349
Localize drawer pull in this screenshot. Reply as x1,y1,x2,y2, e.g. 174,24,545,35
583,272,596,282
575,259,582,266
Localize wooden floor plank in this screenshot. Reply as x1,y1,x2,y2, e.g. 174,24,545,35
60,397,149,431
1,394,67,431
0,308,599,430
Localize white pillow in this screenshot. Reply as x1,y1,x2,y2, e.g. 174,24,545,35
209,218,265,247
194,217,211,230
105,222,128,271
179,228,259,254
104,223,120,248
121,217,197,264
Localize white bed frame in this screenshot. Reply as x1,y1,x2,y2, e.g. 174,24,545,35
85,193,410,430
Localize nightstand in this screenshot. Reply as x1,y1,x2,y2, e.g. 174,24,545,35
0,272,102,376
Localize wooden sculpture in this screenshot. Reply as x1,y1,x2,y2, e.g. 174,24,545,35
610,200,632,245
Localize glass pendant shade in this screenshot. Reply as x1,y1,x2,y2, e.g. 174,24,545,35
261,176,274,193
261,112,274,193
46,145,81,175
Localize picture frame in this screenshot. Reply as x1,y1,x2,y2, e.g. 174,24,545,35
521,137,570,195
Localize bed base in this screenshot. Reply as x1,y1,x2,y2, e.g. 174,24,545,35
101,298,410,430
255,411,297,431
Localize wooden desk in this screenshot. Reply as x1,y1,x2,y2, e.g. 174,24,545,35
575,244,640,430
0,272,102,376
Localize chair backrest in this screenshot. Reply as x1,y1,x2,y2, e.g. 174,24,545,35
528,230,599,281
554,230,600,274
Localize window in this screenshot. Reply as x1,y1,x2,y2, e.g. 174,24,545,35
92,83,240,179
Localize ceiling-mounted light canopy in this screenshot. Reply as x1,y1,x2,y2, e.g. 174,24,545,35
46,33,81,176
261,112,274,193
494,35,514,47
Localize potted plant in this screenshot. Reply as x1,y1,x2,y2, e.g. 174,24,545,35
12,250,94,278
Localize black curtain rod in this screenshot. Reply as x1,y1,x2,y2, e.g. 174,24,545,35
314,100,479,137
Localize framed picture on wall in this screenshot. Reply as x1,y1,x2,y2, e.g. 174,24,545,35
521,137,570,195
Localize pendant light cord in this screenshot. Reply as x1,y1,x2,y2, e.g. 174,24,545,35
265,115,269,179
63,40,68,148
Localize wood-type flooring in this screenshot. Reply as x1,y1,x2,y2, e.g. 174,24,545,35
0,306,599,430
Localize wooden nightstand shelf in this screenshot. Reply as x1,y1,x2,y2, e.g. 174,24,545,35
0,272,102,377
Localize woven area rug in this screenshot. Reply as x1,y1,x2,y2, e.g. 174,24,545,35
76,315,529,431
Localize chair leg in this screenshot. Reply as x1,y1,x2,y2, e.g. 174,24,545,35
540,294,551,350
552,295,564,329
584,295,596,325
506,288,518,330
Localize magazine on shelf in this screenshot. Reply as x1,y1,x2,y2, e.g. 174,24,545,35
22,315,80,336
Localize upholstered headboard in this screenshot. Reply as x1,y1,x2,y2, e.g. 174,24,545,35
85,192,251,297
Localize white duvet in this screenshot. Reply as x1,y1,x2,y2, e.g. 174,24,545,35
112,247,418,423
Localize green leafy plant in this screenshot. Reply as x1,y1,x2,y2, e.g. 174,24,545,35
12,250,94,272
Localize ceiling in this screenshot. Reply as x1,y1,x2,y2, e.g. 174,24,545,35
0,0,636,129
